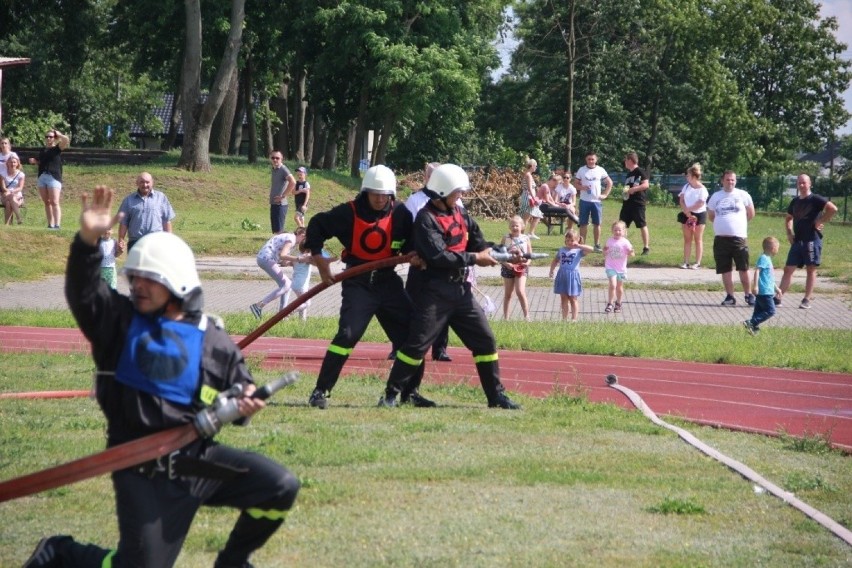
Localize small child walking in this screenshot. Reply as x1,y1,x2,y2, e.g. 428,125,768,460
499,215,532,320
603,220,635,313
549,230,595,321
99,227,120,290
293,166,311,229
743,236,782,335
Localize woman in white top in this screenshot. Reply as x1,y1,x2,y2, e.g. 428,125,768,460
677,163,710,269
1,154,26,225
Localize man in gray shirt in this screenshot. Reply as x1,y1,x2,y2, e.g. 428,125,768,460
117,172,176,253
269,151,296,234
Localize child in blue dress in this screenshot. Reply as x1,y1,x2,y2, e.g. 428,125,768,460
549,230,595,321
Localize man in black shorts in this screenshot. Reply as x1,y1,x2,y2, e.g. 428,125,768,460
777,174,838,309
618,152,650,255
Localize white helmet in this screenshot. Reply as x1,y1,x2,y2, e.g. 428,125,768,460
360,165,397,197
122,232,201,299
426,164,470,198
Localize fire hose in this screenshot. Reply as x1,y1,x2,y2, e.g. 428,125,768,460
0,254,414,502
605,374,852,547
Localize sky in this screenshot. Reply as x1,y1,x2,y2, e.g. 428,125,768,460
494,2,852,136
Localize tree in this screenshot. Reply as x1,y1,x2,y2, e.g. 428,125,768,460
177,0,245,171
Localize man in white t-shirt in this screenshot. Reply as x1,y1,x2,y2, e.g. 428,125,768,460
707,170,756,307
571,151,612,251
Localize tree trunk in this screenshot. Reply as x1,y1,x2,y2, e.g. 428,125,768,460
244,54,257,164
310,110,326,169
564,0,577,170
210,65,239,155
163,90,182,151
261,97,273,158
270,78,290,158
323,126,338,170
304,105,314,165
349,88,369,177
374,109,396,165
177,0,245,172
228,72,245,155
293,67,307,163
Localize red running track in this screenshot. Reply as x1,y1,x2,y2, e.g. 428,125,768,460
3,326,851,452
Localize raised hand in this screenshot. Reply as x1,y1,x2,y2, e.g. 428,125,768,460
79,185,123,246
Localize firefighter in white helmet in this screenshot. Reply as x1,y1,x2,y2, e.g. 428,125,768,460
382,164,521,409
304,165,430,409
25,186,300,568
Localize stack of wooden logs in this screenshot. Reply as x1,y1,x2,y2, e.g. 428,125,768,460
398,166,526,220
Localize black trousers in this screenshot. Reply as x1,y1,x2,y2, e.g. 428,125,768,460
314,271,424,394
406,269,449,357
387,277,506,404
53,442,300,568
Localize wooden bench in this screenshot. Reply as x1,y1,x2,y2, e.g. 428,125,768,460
541,210,574,235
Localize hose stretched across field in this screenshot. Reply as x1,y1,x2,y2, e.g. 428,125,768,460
605,374,852,548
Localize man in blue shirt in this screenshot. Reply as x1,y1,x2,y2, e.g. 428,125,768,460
117,172,176,253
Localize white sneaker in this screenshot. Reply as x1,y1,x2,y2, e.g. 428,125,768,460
680,263,690,269
529,234,540,240
692,263,701,270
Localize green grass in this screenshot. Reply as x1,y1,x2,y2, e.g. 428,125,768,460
3,310,851,373
1,353,850,567
1,156,850,565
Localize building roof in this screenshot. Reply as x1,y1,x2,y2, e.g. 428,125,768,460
132,93,247,137
0,57,31,68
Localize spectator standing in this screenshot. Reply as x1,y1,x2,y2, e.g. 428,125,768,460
29,128,70,229
603,220,635,314
1,154,25,225
0,137,19,178
743,237,782,335
499,215,532,320
25,186,300,568
404,162,453,361
549,230,595,321
304,165,430,409
382,164,521,410
99,227,119,290
707,170,755,306
269,151,295,234
572,151,613,251
293,166,310,228
117,172,176,254
250,228,305,318
619,152,651,255
517,157,543,239
777,174,838,309
677,163,709,269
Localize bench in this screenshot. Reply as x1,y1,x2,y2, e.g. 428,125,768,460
541,209,577,235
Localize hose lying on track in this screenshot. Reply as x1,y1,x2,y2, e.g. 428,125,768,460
605,374,852,547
